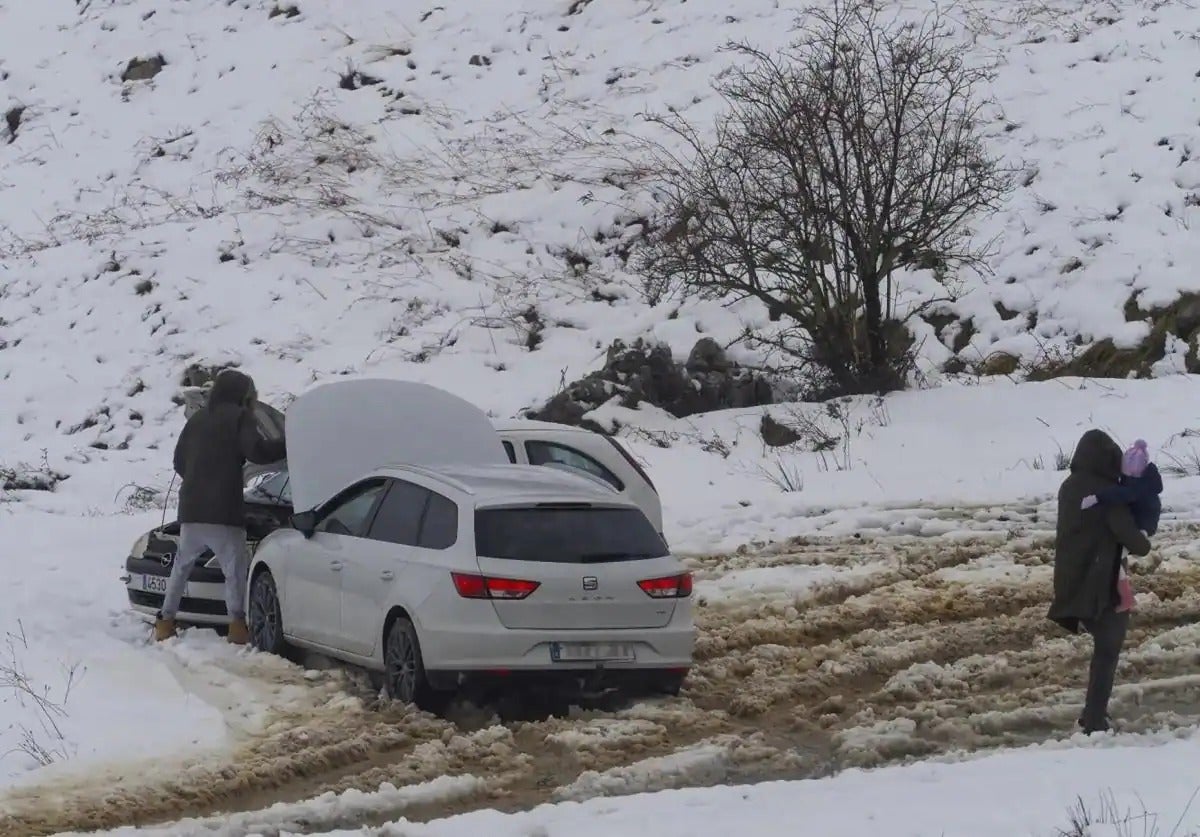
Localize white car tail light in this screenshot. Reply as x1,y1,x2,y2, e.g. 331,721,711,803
637,573,692,599
451,572,540,600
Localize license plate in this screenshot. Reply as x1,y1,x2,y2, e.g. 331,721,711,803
140,574,170,594
550,642,636,663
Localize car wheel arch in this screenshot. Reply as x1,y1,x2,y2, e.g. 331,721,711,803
382,604,417,651
249,559,274,586
248,560,278,617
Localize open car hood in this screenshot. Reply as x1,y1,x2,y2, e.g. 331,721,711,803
182,386,287,484
284,377,509,512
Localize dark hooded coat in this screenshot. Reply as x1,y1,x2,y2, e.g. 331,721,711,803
1049,429,1151,633
173,369,287,526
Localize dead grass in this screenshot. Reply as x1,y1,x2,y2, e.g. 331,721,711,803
1057,788,1200,837
1,622,83,767
755,459,805,493
0,451,68,494
1160,445,1200,478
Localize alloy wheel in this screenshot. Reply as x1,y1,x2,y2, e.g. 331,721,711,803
385,626,419,703
249,575,280,651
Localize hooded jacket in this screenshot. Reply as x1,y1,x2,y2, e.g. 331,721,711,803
173,369,287,527
1049,429,1151,633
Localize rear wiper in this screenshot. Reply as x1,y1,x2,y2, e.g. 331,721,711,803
579,552,650,563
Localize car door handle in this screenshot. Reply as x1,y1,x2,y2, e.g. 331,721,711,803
380,570,394,581
329,561,344,572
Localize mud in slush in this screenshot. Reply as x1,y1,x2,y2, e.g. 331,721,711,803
6,524,1200,835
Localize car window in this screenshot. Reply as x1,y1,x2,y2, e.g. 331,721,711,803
317,480,387,537
368,481,460,550
368,480,430,546
502,440,517,463
475,506,665,563
525,441,624,490
419,492,458,550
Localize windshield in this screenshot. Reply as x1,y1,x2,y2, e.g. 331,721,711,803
474,506,668,563
244,469,292,505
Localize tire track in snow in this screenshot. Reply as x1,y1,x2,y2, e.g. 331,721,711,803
4,516,1200,836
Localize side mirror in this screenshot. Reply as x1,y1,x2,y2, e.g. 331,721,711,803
291,510,317,538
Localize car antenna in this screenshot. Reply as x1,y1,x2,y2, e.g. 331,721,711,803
161,473,176,529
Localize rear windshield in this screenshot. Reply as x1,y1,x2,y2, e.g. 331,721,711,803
475,506,668,563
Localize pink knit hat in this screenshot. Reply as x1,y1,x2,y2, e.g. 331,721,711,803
1122,439,1149,477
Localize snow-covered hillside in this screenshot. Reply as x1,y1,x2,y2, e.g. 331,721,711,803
2,0,1200,480
4,0,1200,834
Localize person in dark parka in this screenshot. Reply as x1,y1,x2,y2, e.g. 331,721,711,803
1049,429,1152,734
156,369,287,643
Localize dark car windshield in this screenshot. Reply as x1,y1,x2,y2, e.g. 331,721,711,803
245,470,291,505
474,506,668,563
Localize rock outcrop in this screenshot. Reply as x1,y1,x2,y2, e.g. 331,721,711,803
527,337,774,428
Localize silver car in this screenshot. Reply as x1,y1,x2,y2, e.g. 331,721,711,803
247,379,693,712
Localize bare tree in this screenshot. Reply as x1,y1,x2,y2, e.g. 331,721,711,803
638,1,1013,396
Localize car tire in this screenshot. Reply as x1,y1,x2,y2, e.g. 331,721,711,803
383,617,450,714
650,671,686,698
248,570,290,657
497,691,570,723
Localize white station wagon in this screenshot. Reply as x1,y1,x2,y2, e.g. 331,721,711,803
244,378,694,712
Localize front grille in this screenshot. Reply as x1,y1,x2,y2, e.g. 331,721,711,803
128,589,228,616
126,555,226,583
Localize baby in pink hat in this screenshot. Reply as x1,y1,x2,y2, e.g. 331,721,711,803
1080,439,1162,613
1080,439,1162,535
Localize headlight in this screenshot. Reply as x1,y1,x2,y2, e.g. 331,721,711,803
130,532,150,558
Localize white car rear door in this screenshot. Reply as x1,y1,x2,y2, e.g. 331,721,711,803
338,479,432,656
339,479,463,657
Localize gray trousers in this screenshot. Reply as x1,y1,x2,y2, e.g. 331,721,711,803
161,523,249,621
1080,607,1130,731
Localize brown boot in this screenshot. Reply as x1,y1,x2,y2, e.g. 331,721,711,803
227,617,249,646
154,617,177,642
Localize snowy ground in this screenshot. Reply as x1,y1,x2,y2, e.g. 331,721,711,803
4,0,1200,834
3,0,1200,479
142,735,1200,837
319,735,1200,837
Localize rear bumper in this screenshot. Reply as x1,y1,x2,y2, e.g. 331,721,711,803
418,620,695,675
425,665,687,694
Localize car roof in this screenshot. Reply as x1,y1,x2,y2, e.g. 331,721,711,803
369,462,628,505
491,418,590,434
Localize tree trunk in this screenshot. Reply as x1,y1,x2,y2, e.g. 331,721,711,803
862,274,887,376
